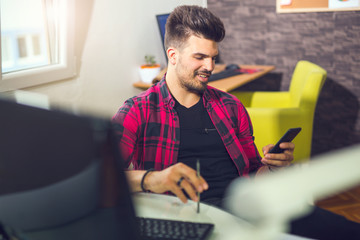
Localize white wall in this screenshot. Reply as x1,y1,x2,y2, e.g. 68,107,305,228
25,0,206,117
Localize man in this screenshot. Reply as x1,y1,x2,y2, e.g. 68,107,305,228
112,5,360,239
113,5,293,204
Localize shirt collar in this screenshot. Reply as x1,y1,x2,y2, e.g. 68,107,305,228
158,75,175,107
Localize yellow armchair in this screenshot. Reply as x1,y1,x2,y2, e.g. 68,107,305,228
231,60,327,163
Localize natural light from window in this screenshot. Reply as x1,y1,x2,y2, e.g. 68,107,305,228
0,0,75,92
1,0,53,73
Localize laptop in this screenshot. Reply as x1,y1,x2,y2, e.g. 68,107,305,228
0,97,140,240
0,97,214,240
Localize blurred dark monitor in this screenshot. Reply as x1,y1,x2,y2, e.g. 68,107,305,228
0,97,140,240
156,13,169,59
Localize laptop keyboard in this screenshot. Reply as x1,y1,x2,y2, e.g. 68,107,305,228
208,69,243,82
136,217,214,240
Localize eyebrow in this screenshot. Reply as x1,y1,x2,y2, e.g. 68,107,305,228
193,52,218,58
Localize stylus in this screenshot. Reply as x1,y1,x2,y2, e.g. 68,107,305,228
196,159,200,214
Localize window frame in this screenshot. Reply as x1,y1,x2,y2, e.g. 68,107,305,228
0,0,75,92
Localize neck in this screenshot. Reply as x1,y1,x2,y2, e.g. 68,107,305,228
165,70,201,108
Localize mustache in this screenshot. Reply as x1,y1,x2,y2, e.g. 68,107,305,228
194,70,212,77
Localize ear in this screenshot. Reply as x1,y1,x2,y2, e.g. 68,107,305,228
167,47,177,65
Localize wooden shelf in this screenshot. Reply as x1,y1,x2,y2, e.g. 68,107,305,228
133,64,275,93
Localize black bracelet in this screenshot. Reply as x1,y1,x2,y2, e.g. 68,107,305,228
140,168,155,192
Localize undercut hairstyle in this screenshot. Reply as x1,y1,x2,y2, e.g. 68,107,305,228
164,5,225,50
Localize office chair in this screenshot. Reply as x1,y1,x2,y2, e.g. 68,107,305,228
230,60,327,163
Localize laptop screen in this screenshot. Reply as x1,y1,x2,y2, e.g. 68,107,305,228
0,98,140,240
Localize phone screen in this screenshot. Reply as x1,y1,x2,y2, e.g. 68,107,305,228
268,127,301,153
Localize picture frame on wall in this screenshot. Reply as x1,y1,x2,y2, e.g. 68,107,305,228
276,0,360,13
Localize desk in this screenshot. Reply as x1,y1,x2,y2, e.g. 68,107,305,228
24,192,309,240
133,64,275,93
133,192,309,240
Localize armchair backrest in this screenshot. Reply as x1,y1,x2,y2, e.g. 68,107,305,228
289,60,327,111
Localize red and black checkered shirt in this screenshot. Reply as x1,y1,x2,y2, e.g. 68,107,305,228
112,78,263,177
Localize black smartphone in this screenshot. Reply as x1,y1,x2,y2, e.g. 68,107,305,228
268,127,302,153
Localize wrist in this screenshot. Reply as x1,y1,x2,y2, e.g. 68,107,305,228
255,165,271,177
140,168,155,192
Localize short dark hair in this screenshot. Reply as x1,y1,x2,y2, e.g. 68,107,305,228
164,5,225,50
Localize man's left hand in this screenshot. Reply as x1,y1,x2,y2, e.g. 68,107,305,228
261,142,295,170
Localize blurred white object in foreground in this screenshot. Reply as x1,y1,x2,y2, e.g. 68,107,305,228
224,144,360,240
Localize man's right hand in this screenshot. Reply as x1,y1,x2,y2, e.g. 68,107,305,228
126,163,208,203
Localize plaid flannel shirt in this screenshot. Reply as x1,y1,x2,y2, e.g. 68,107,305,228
112,78,263,177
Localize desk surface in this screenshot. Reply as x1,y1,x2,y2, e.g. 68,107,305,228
24,192,309,240
133,193,309,240
133,64,275,93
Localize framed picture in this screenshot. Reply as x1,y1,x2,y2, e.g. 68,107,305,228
277,0,360,13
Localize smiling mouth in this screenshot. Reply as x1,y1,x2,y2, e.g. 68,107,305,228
199,74,209,78
197,74,210,83
196,71,212,82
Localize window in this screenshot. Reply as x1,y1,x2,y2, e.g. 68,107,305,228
0,0,75,92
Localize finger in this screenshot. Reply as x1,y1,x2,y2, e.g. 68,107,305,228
176,177,185,187
263,144,274,155
262,153,289,164
175,163,208,191
189,176,208,192
263,154,293,167
170,182,188,203
284,150,294,161
179,179,199,202
267,159,292,167
279,142,295,152
264,152,289,160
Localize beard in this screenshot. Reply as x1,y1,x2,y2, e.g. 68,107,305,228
176,60,211,95
179,72,208,94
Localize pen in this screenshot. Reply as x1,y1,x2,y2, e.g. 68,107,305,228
196,159,200,214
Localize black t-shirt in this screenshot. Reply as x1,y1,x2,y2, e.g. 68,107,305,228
174,98,239,202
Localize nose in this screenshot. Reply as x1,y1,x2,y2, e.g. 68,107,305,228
203,58,215,72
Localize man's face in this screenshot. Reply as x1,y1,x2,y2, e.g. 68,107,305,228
174,35,218,94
